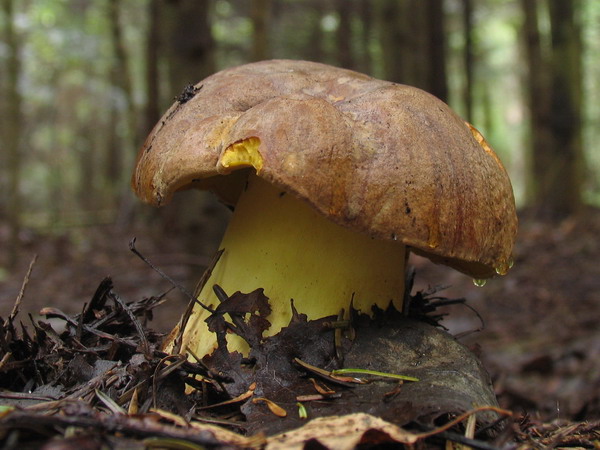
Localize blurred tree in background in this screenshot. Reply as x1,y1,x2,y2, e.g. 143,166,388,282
1,0,598,271
522,0,584,219
1,0,23,268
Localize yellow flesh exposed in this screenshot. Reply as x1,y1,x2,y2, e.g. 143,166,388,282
177,142,406,358
220,137,264,172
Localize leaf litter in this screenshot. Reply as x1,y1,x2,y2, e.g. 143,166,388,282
1,249,599,449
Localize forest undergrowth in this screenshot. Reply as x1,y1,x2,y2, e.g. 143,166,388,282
1,208,599,447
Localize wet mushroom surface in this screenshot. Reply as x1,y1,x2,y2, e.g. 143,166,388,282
129,60,518,437
132,59,517,358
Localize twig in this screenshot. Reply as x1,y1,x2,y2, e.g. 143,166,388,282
453,301,486,339
40,307,139,348
76,301,86,342
293,358,357,387
0,352,12,372
196,384,255,410
296,393,342,402
402,265,416,316
65,367,119,402
110,290,150,356
1,409,224,447
431,430,502,450
95,389,127,415
193,248,224,298
334,308,345,360
7,254,38,325
415,406,513,441
152,355,188,409
0,390,56,402
173,248,223,355
129,237,214,314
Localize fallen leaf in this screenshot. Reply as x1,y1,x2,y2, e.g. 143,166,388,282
150,408,189,427
266,413,418,450
252,397,288,417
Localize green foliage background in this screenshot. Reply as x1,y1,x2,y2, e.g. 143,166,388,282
1,0,599,231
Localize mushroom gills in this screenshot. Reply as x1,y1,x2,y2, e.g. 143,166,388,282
179,173,407,357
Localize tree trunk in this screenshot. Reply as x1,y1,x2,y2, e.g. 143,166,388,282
379,0,447,102
2,0,23,268
522,0,584,219
161,0,228,260
379,0,405,83
358,0,373,74
106,0,137,188
462,0,474,122
545,0,583,218
144,0,161,135
78,124,96,211
164,0,216,92
425,0,448,102
336,0,354,69
403,0,430,89
305,0,324,63
521,0,552,207
251,0,271,61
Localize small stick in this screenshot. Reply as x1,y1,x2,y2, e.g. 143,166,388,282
196,383,255,410
296,393,342,402
414,406,513,440
465,412,477,439
172,249,223,355
42,307,138,348
193,248,224,298
334,309,344,360
110,291,150,356
152,355,187,410
4,408,231,447
76,301,86,342
453,301,486,339
0,352,12,372
293,358,356,387
7,254,38,325
0,390,55,402
129,238,214,314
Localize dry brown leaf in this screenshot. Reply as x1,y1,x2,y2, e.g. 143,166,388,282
196,383,256,410
309,378,335,396
188,420,266,449
150,408,188,427
128,386,139,415
265,413,418,450
252,397,288,418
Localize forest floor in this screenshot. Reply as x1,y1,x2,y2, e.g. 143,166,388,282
411,207,600,423
1,206,599,445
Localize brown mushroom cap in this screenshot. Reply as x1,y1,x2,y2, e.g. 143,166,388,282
132,59,517,279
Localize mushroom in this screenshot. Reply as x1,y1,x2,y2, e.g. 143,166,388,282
132,60,517,358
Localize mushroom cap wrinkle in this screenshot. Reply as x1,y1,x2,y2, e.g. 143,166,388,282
132,59,517,279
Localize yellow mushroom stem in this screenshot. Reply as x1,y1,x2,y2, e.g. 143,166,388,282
173,174,407,358
172,141,407,358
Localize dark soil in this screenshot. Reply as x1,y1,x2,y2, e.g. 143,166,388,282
1,206,599,447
